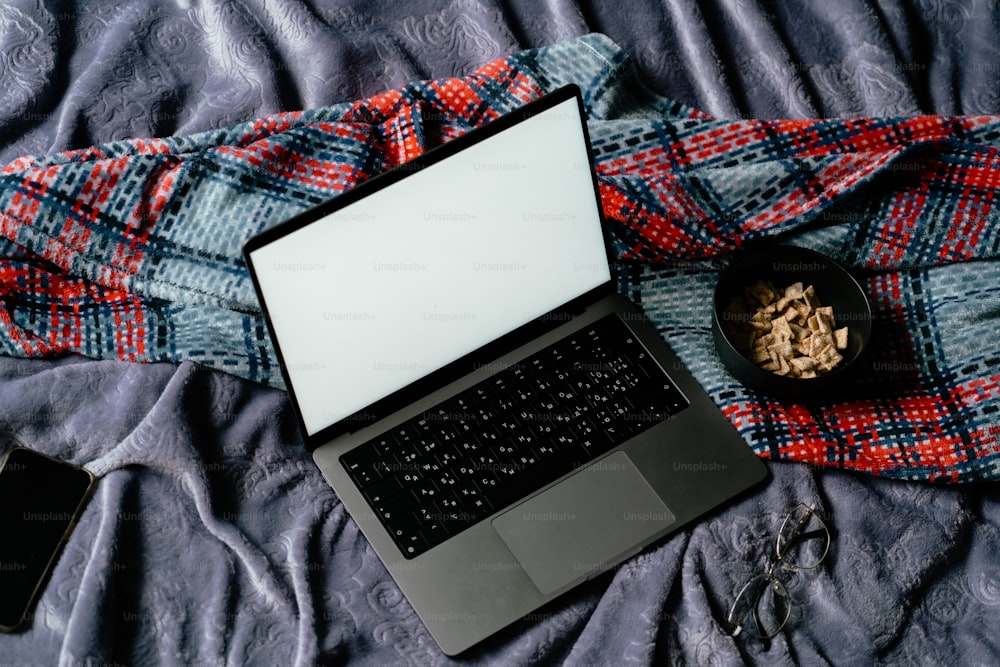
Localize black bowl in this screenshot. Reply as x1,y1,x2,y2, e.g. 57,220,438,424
711,245,872,400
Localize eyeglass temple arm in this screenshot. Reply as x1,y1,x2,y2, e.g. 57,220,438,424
781,527,827,551
780,506,826,554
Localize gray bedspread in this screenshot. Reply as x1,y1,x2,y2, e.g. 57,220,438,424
1,1,999,665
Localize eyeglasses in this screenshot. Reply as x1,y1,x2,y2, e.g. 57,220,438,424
724,503,831,640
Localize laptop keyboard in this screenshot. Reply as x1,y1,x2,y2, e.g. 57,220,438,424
340,314,689,558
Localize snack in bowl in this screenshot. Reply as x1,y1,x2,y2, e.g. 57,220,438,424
711,245,873,400
722,280,850,377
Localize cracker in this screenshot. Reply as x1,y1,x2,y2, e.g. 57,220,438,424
814,306,835,334
802,285,820,309
749,280,779,306
768,340,794,361
750,311,773,331
771,317,793,341
814,344,843,372
789,322,810,339
834,326,849,350
784,282,804,299
790,356,817,374
809,333,835,357
723,279,852,379
791,301,811,324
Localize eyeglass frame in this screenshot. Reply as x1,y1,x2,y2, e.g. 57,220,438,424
724,503,831,640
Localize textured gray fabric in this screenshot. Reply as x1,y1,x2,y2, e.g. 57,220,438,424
1,1,999,665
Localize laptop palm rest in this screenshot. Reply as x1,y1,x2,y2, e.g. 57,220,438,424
491,451,676,596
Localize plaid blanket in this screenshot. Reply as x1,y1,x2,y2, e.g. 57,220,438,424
0,34,997,483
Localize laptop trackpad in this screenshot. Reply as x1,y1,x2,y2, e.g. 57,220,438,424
491,451,676,595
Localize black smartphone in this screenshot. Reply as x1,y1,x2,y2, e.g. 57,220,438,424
0,447,95,632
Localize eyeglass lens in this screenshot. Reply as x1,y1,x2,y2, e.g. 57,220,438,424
776,504,829,570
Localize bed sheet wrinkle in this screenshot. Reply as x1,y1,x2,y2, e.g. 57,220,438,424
2,1,1000,666
0,2,56,126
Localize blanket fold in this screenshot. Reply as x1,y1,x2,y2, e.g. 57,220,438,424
0,33,997,482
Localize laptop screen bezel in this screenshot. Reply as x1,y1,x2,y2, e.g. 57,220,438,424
243,84,616,448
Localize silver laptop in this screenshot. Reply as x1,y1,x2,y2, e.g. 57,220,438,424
243,85,767,655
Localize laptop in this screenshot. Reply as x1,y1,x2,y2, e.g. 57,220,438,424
243,85,767,655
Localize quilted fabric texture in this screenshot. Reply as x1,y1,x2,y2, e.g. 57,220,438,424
0,33,997,482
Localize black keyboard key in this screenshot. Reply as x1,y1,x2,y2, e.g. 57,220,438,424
434,444,462,469
494,459,521,480
494,415,521,437
513,430,540,450
363,474,403,504
578,424,614,457
511,448,540,473
372,489,417,523
416,503,450,545
551,426,581,451
391,424,417,448
341,442,379,474
393,441,421,467
474,467,501,493
435,492,462,511
421,523,449,549
432,468,460,490
407,476,440,503
493,441,519,459
472,426,500,449
437,503,476,535
456,431,488,455
453,479,485,504
349,461,383,486
386,511,429,556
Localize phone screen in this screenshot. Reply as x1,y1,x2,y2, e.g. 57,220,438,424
0,447,95,631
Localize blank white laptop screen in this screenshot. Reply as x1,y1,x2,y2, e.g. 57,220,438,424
249,97,612,436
